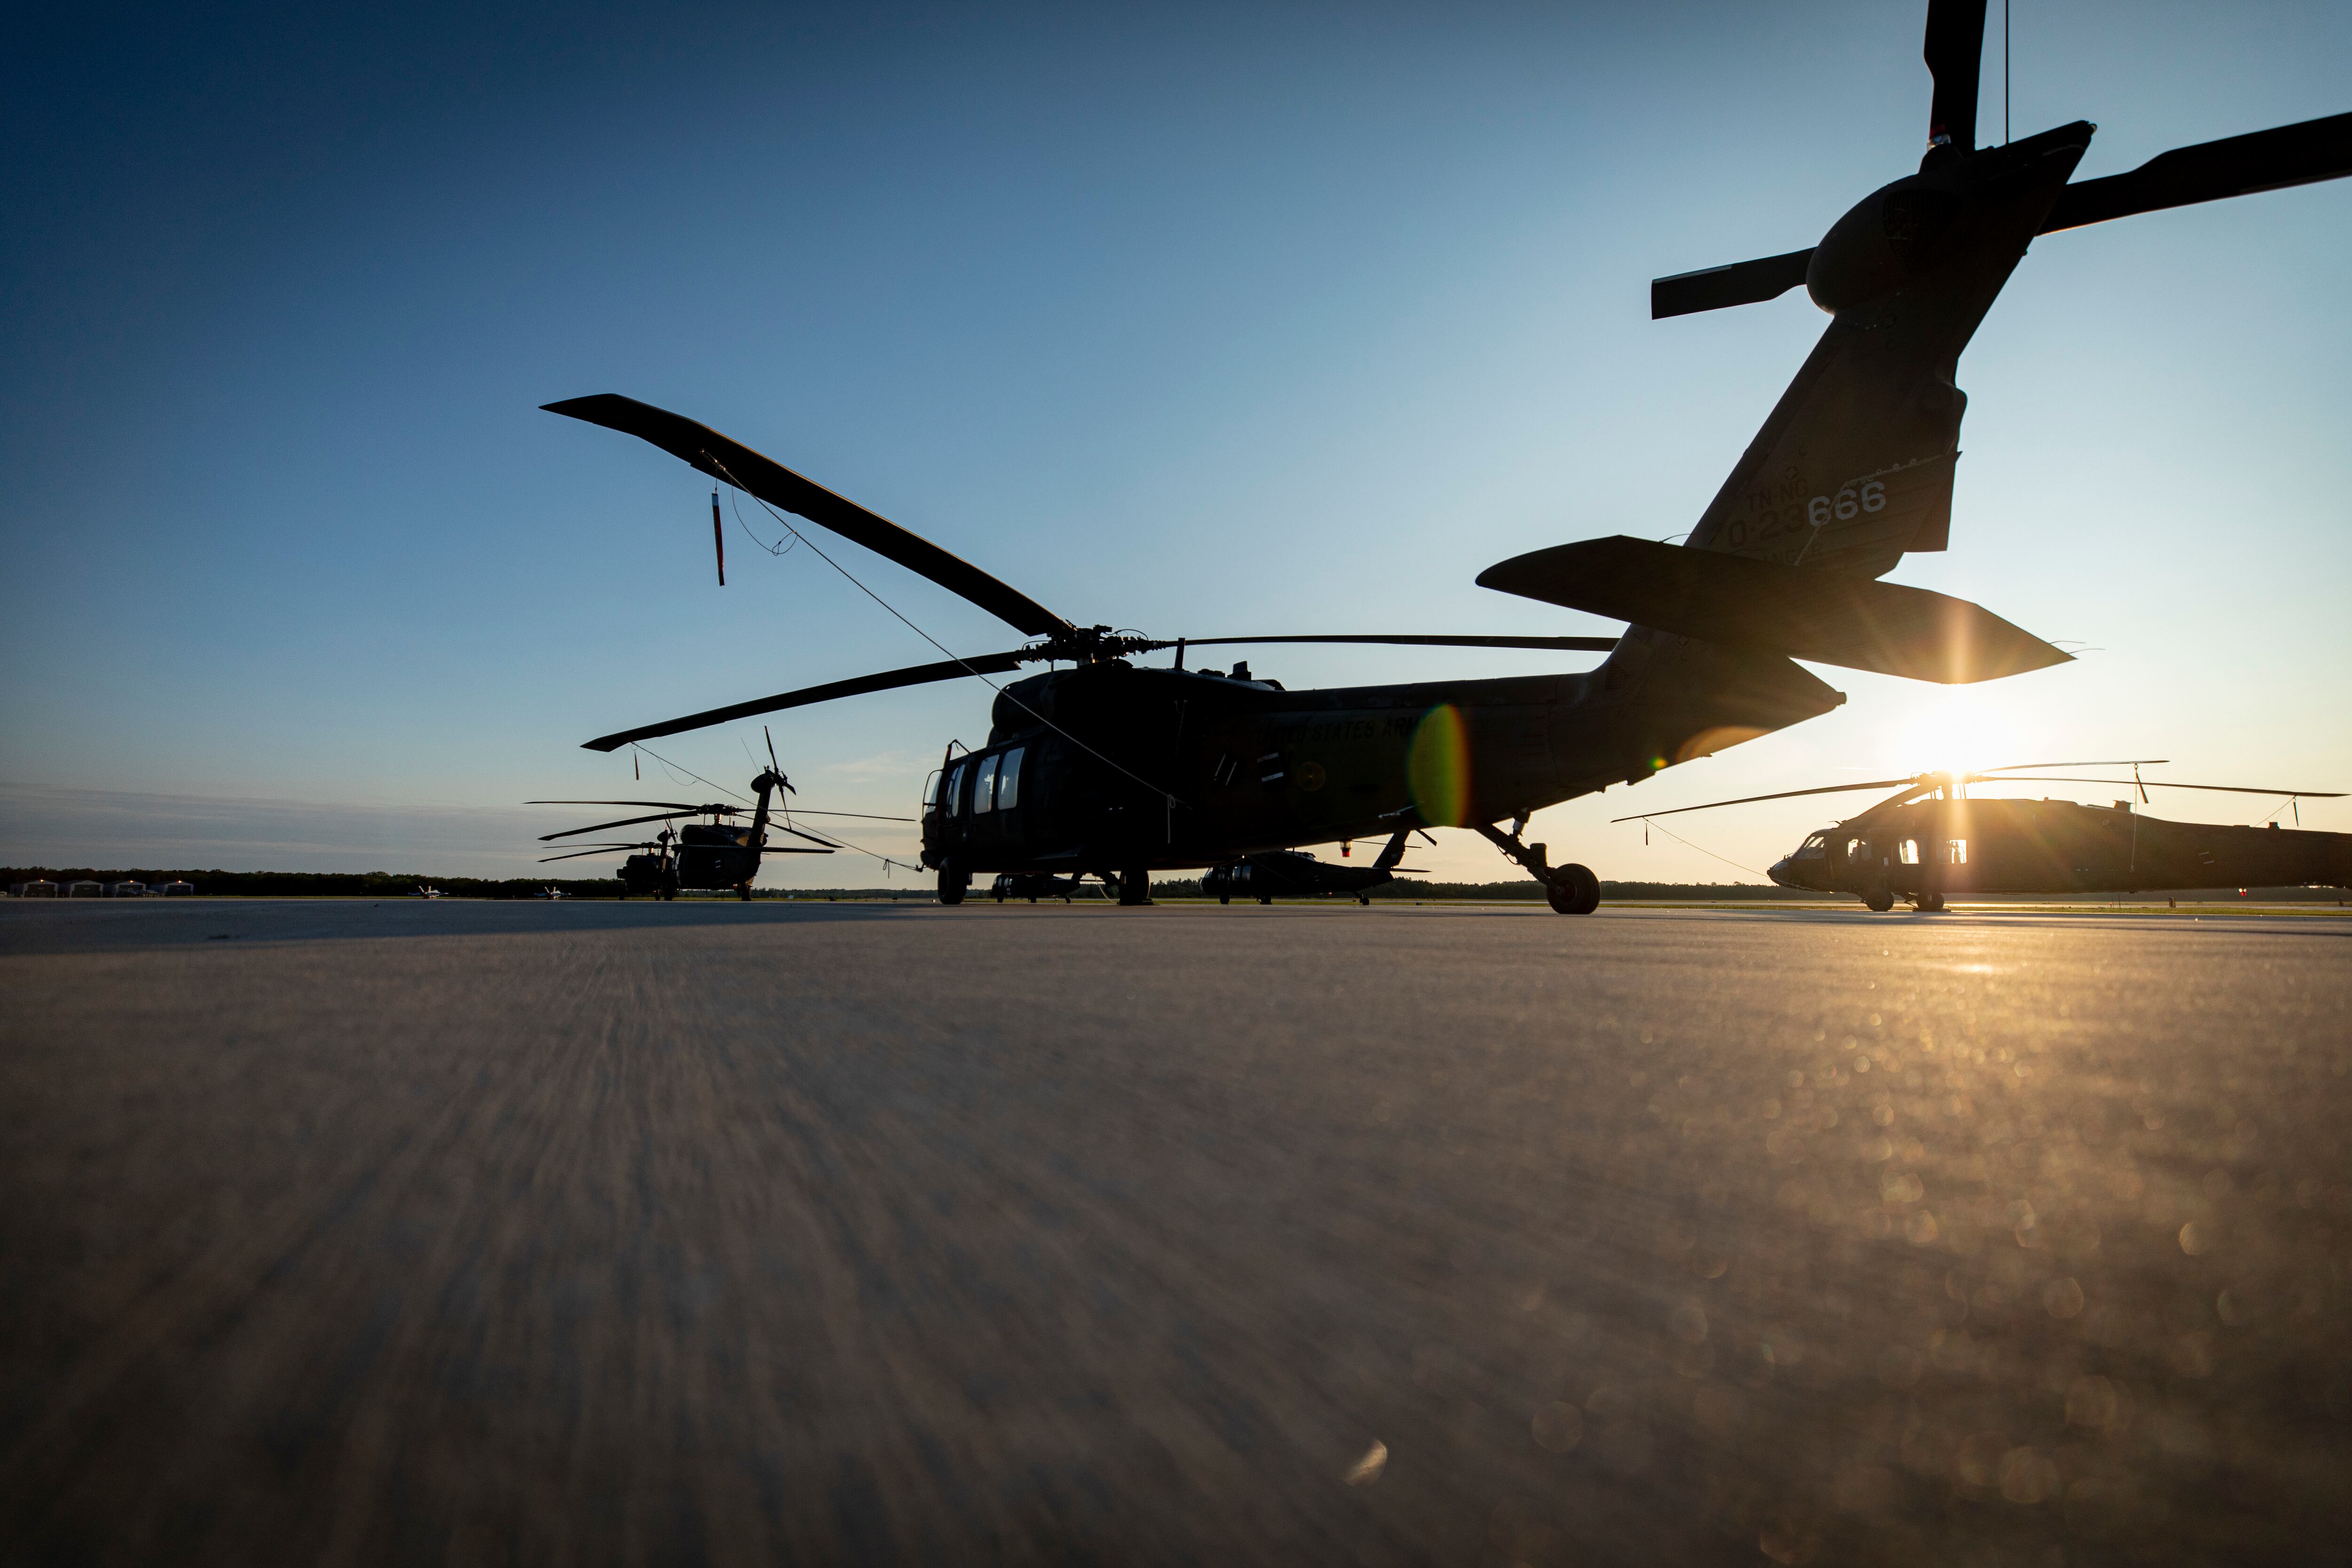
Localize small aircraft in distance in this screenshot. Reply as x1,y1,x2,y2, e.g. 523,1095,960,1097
1619,762,2349,911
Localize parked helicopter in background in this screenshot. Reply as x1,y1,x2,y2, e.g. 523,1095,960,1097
542,0,2350,913
1205,828,1429,906
1621,763,2349,911
530,731,843,900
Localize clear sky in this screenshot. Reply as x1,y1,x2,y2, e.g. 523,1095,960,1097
5,0,2348,886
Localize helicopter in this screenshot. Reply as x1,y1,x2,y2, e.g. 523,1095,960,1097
540,0,2349,914
1618,763,2350,911
1204,828,1430,907
528,730,849,900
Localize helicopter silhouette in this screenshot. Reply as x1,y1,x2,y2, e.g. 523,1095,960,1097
529,730,868,899
1619,762,2348,911
541,0,2347,913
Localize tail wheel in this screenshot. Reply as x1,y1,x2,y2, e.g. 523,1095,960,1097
1546,863,1601,915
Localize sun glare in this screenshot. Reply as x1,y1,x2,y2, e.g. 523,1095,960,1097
1885,687,2027,783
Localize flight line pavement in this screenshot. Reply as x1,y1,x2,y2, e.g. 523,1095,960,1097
3,900,2348,1566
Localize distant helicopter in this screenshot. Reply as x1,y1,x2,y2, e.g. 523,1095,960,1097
1620,763,2348,911
530,731,853,900
1204,828,1429,906
541,1,2349,914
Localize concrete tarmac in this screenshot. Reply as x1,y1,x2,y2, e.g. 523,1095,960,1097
3,899,2348,1566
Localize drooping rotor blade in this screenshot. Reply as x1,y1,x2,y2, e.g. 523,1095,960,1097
1612,778,1924,824
1976,776,2344,799
1650,250,1816,320
537,843,660,863
783,809,917,822
1975,760,2169,774
1923,0,1987,152
543,394,1072,637
525,799,702,810
1479,535,2071,683
1173,633,1621,653
541,809,732,842
583,650,1032,752
773,825,843,848
2042,113,2352,233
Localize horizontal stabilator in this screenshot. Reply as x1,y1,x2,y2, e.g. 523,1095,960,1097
1476,536,2070,684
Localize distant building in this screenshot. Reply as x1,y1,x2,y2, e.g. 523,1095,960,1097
156,880,195,896
64,880,102,897
10,880,60,898
107,882,149,897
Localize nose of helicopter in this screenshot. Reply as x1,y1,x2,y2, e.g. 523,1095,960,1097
1767,857,1798,888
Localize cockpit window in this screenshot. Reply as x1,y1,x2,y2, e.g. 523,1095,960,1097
1795,833,1829,860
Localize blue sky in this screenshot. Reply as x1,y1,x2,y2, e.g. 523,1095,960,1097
4,0,2347,884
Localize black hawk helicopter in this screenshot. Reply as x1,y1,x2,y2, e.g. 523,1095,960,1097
1204,828,1430,907
529,731,857,899
1619,763,2349,911
542,1,2349,913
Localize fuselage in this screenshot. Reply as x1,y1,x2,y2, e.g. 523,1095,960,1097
921,640,1843,876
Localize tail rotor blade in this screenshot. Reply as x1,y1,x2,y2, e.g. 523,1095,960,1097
1651,249,1815,320
1923,0,1988,153
2041,112,2352,233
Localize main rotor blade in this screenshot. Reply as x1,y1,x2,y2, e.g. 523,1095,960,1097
773,825,844,848
1976,760,2169,774
1650,249,1815,320
1175,633,1620,653
525,799,701,809
537,843,658,862
583,650,1031,752
782,809,917,822
541,809,725,842
1613,779,1923,823
543,395,1072,637
1923,0,1987,152
2041,112,2352,233
1979,776,2344,799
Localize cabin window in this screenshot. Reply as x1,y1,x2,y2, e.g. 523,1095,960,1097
922,773,938,808
1795,833,1828,860
944,763,967,816
1947,839,1968,865
1899,839,1920,865
997,747,1024,809
974,754,1000,813
1845,838,1862,860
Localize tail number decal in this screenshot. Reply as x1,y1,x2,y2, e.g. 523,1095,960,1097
1808,480,1886,527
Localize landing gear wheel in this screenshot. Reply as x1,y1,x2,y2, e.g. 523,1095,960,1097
1118,867,1153,906
1864,890,1895,913
1258,896,1273,906
1545,863,1601,915
1918,892,1946,912
1357,894,1370,906
739,883,753,902
938,867,969,906
1218,894,1231,905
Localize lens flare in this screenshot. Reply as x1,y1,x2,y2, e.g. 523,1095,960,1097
1408,704,1472,827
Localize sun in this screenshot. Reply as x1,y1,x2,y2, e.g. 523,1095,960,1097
1885,686,2028,782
